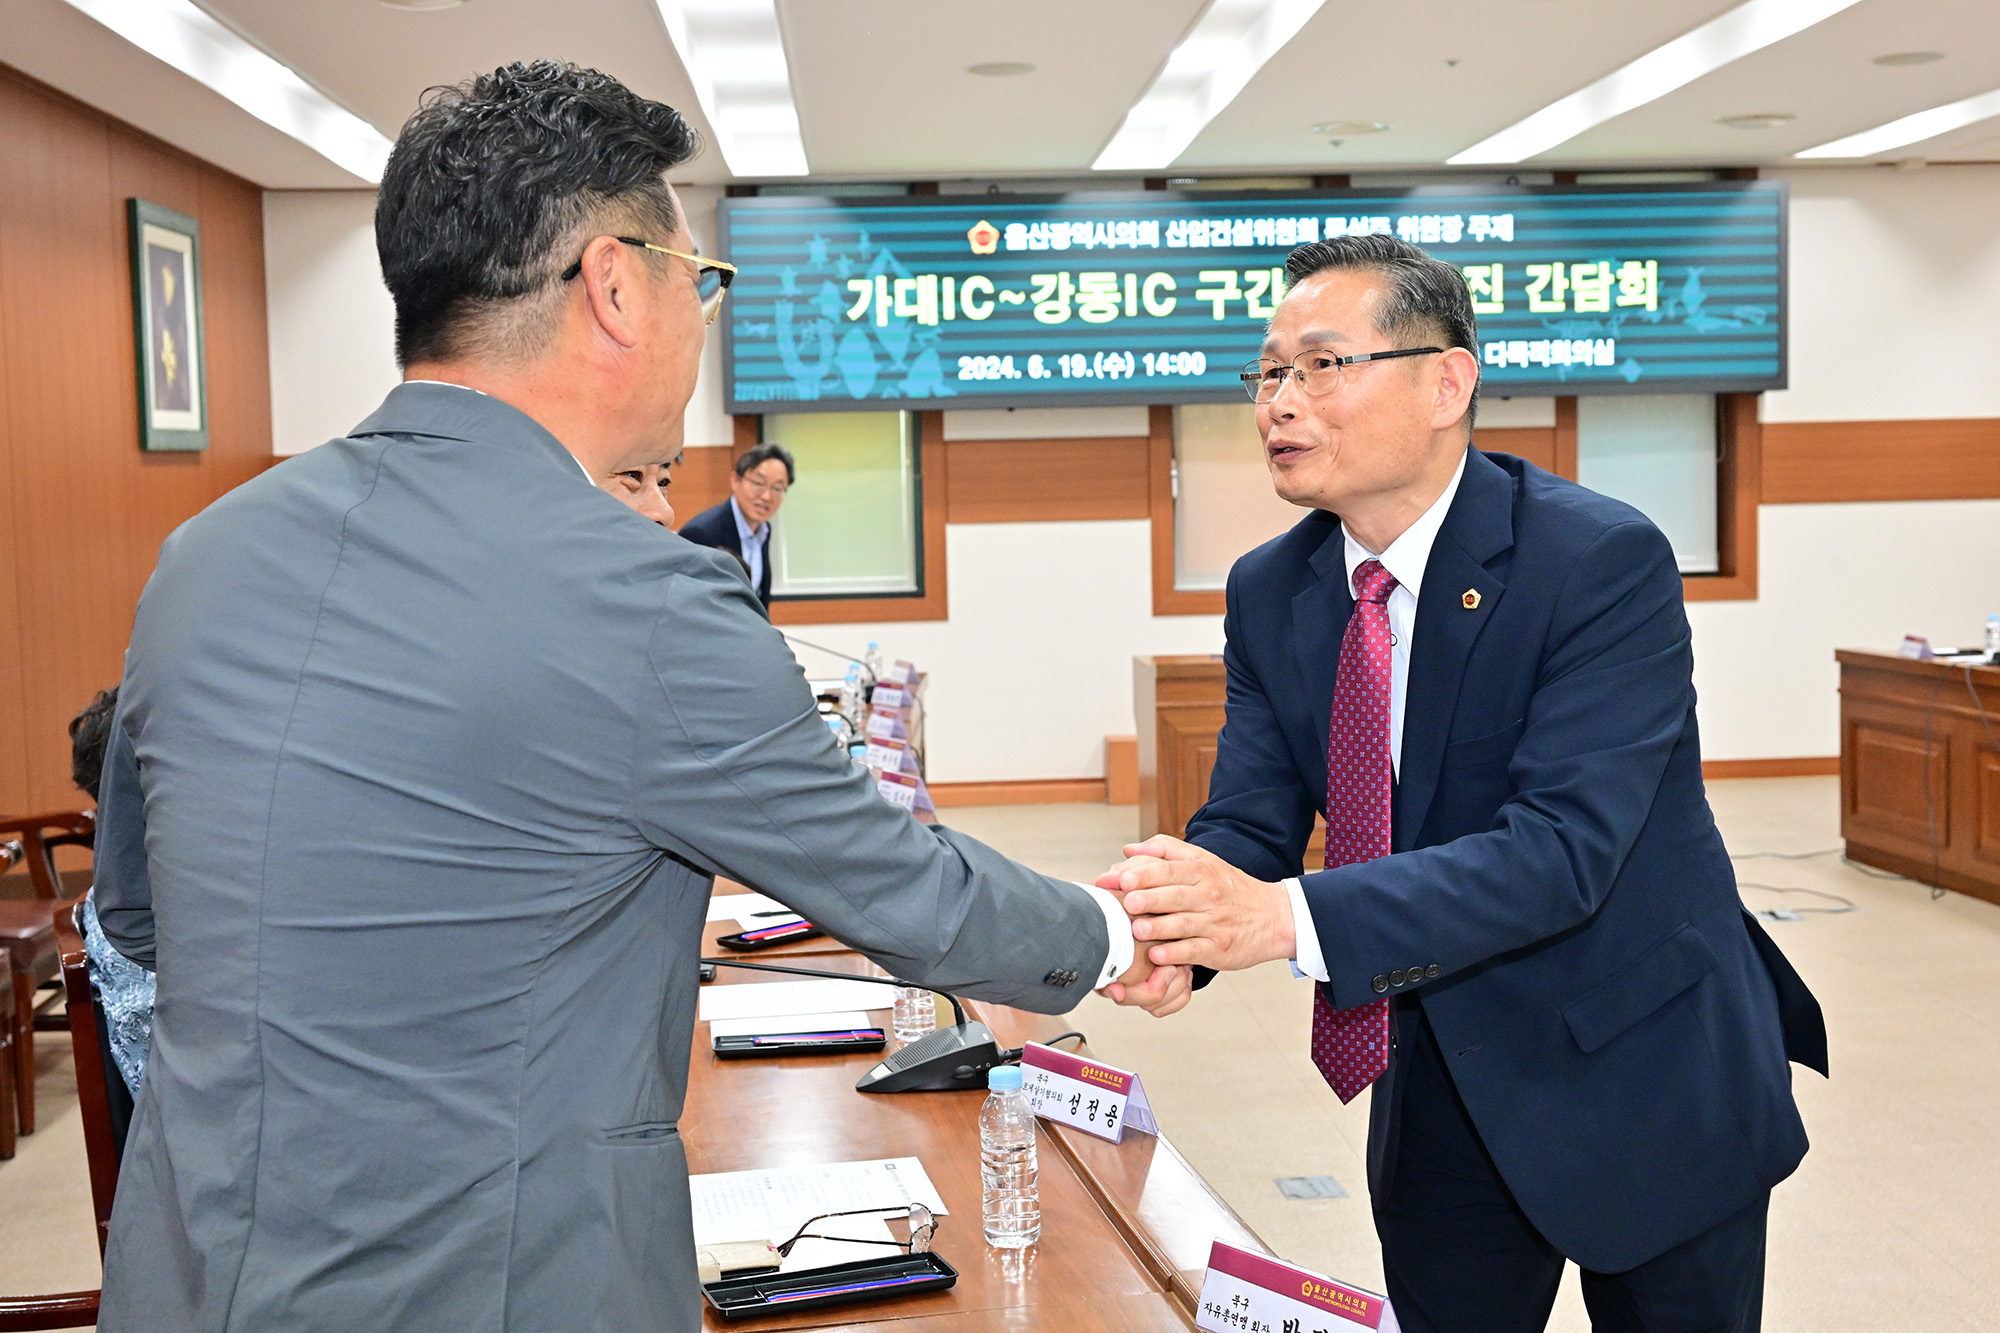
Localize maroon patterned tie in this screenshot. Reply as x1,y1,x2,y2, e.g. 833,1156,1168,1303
1309,558,1397,1104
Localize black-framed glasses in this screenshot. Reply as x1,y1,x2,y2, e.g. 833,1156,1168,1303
561,236,738,326
1240,346,1444,402
770,1204,939,1260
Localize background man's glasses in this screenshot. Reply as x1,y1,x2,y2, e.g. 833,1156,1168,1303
1241,346,1443,402
561,236,737,326
770,1204,938,1260
740,479,788,499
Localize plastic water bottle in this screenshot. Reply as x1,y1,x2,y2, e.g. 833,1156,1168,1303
980,1066,1040,1249
1986,613,2000,662
892,986,933,1042
863,640,884,685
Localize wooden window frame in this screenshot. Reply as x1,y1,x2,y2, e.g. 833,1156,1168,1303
1148,405,1228,616
1148,393,1760,615
744,411,950,625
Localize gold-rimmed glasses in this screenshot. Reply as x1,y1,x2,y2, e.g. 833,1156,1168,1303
561,236,738,326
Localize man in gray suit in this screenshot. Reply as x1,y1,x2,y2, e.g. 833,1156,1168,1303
92,61,1185,1331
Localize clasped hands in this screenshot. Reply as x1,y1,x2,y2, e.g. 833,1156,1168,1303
1092,835,1294,1019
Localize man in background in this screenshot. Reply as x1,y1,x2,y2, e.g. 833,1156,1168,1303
1103,234,1825,1331
92,61,1182,1332
679,441,792,606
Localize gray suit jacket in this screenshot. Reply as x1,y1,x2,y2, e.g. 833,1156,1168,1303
93,383,1111,1332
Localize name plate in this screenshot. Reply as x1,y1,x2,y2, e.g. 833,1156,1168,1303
1195,1242,1397,1333
1019,1041,1156,1143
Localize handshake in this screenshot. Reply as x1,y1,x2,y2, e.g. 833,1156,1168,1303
1090,834,1298,1019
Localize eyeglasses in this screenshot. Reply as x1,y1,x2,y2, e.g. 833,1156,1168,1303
1240,346,1444,402
737,477,788,499
561,236,738,326
770,1204,939,1260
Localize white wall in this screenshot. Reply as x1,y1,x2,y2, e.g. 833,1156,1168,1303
264,191,399,456
1763,165,2000,424
790,522,1221,783
260,166,2000,776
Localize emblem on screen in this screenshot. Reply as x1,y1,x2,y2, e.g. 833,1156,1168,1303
966,220,999,255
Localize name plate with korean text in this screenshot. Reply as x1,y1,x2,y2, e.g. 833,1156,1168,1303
1019,1041,1157,1143
1195,1241,1398,1333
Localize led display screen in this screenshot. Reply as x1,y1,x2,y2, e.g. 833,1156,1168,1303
718,182,1785,412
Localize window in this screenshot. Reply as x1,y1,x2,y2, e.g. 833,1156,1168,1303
1171,403,1304,593
762,411,924,599
1574,395,1720,575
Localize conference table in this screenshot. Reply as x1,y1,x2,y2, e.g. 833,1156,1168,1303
689,882,1269,1330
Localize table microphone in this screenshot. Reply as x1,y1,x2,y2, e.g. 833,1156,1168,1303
700,957,1002,1094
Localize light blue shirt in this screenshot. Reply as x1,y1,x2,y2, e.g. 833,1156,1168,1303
730,495,770,591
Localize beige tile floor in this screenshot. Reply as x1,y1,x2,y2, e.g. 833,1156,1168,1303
943,778,2000,1331
3,777,1995,1331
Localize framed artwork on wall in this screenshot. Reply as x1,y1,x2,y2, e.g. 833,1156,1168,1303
127,198,208,451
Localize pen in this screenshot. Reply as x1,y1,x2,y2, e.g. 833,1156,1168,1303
766,1272,935,1303
745,1031,881,1045
741,921,815,941
749,910,801,918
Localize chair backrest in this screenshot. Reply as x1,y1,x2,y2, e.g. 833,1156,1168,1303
0,813,94,901
0,1292,101,1332
0,901,116,1330
51,900,121,1256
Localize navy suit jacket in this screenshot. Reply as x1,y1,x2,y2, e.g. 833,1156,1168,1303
678,500,772,606
1185,446,1827,1273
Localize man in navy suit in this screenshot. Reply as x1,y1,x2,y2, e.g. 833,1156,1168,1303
1102,234,1825,1330
678,441,792,606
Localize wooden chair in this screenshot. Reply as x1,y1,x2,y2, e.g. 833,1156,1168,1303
0,813,94,1136
0,900,115,1330
51,899,120,1255
0,945,14,1160
0,812,95,902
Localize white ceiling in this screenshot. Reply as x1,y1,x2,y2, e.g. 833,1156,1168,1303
2,0,1997,190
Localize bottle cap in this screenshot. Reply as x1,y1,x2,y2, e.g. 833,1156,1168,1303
987,1064,1023,1091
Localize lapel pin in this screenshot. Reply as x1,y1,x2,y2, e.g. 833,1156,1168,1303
1462,589,1481,610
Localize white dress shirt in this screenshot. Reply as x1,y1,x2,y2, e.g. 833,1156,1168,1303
412,387,1133,983
729,496,770,591
1289,453,1467,984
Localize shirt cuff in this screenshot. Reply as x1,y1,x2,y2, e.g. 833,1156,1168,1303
1285,877,1330,983
1079,884,1136,987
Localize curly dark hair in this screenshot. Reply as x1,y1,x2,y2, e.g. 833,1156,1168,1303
376,61,702,366
70,688,117,802
1284,232,1481,430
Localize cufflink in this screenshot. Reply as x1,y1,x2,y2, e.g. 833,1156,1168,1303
1462,589,1482,610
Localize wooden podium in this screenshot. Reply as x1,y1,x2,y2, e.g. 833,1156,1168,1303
1838,648,2000,907
1133,656,1225,840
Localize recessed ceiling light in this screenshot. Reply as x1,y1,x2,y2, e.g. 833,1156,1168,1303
1872,51,1943,67
1716,112,1797,129
966,62,1035,78
1448,0,1864,164
1311,120,1389,135
58,0,394,181
654,0,807,176
379,0,465,10
1796,85,2000,158
1093,0,1329,171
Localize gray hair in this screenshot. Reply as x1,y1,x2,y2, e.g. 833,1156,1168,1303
1283,232,1481,431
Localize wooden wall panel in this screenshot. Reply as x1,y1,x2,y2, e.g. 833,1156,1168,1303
1762,418,2000,503
944,436,1149,523
668,444,736,531
0,64,272,812
1475,426,1558,475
